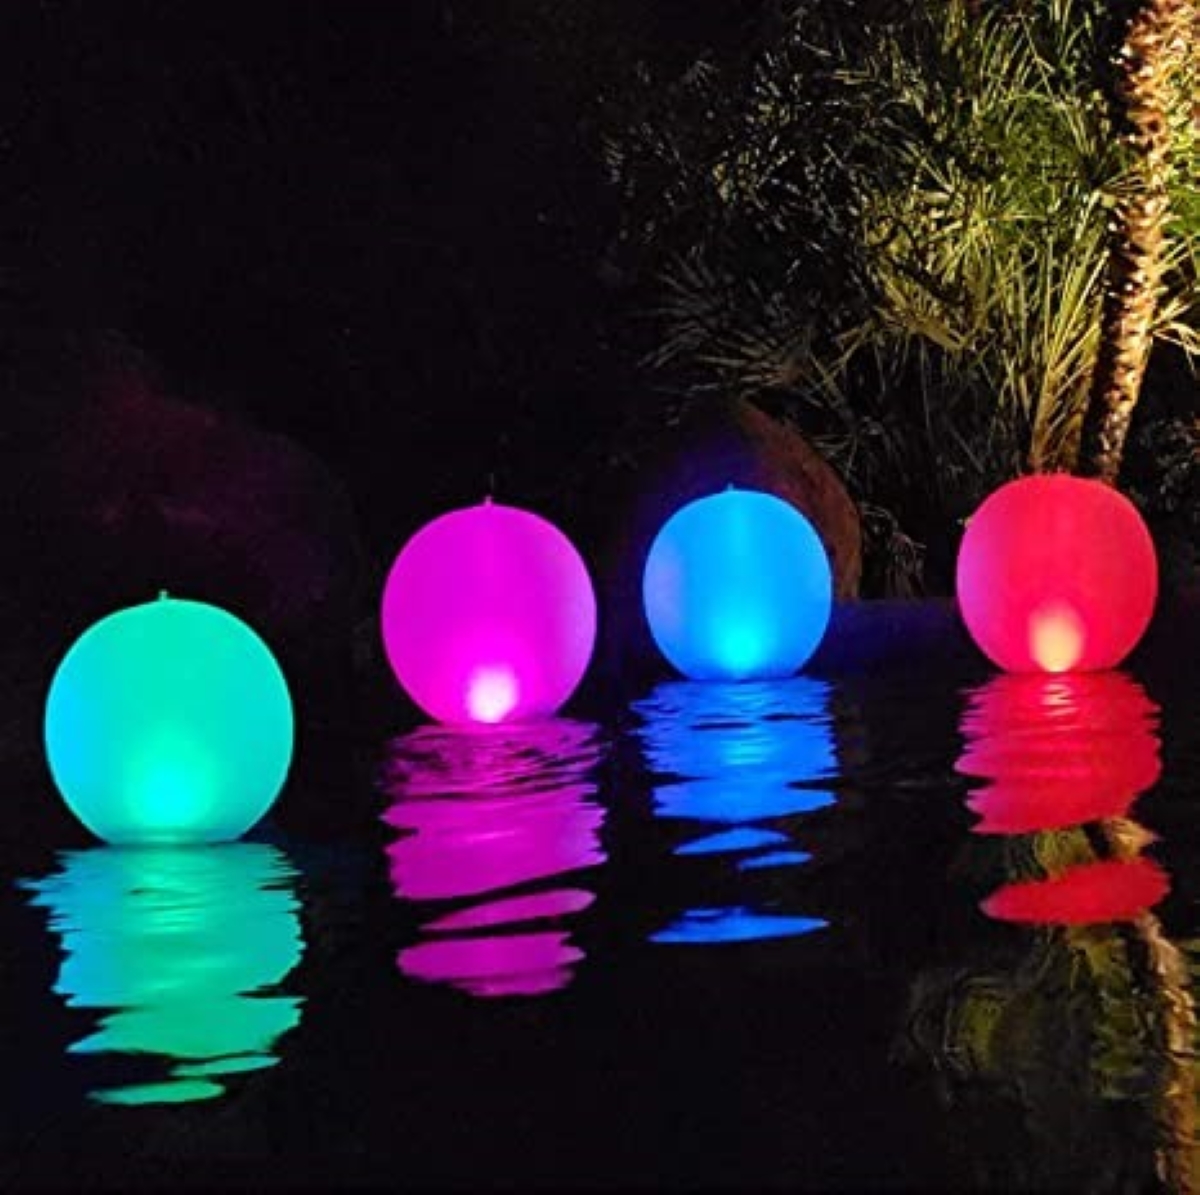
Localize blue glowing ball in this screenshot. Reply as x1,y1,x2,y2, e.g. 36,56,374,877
642,489,832,681
44,595,294,845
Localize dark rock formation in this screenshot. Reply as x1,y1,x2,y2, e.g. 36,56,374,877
0,334,368,835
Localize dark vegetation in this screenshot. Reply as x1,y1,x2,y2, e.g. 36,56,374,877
600,0,1198,591
0,0,1195,605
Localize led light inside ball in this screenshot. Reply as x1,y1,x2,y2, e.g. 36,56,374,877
642,489,832,681
44,596,294,844
466,666,520,724
381,502,596,725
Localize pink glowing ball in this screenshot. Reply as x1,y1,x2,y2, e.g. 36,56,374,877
381,501,596,724
956,474,1157,673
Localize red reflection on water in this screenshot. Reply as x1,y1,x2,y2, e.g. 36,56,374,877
957,672,1160,834
981,857,1171,925
380,720,604,998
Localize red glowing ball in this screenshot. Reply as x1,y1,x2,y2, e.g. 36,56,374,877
956,474,1157,673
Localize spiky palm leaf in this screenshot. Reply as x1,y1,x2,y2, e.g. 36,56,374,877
604,0,1200,592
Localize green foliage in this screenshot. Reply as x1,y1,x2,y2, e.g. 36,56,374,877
603,4,888,374
603,5,928,591
841,0,1121,473
605,0,1200,593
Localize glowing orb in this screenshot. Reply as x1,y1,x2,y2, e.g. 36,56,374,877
381,501,596,724
642,489,832,681
44,595,293,844
956,474,1157,673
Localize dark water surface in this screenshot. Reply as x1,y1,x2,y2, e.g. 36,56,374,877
3,606,1199,1192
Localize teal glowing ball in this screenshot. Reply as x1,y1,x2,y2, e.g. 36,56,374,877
642,489,833,681
44,595,294,844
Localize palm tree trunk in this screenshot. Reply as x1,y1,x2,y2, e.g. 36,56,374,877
1080,0,1195,486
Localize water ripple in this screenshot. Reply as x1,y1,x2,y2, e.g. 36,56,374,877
20,843,304,1105
380,719,606,998
631,676,836,945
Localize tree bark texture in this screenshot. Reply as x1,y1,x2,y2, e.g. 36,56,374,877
1081,0,1197,486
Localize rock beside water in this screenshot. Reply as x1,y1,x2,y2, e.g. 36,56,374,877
0,334,367,835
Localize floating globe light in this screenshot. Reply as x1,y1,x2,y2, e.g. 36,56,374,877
955,474,1157,673
381,500,596,725
642,488,832,681
44,595,293,844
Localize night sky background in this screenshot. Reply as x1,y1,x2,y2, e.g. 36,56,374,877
1,1,768,555
0,0,814,761
7,3,1190,701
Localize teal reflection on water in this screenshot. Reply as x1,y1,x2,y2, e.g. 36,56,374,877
633,677,837,944
21,842,304,1105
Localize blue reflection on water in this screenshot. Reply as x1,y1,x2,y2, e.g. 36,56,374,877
739,850,814,871
20,843,304,1105
632,677,836,944
379,719,606,998
676,827,791,856
651,907,827,945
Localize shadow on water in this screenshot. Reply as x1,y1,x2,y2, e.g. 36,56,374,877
629,677,837,945
378,718,606,998
898,670,1199,1193
18,843,304,1106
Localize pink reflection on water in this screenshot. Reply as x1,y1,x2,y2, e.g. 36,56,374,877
424,888,594,933
380,719,605,998
385,784,604,901
398,931,584,998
